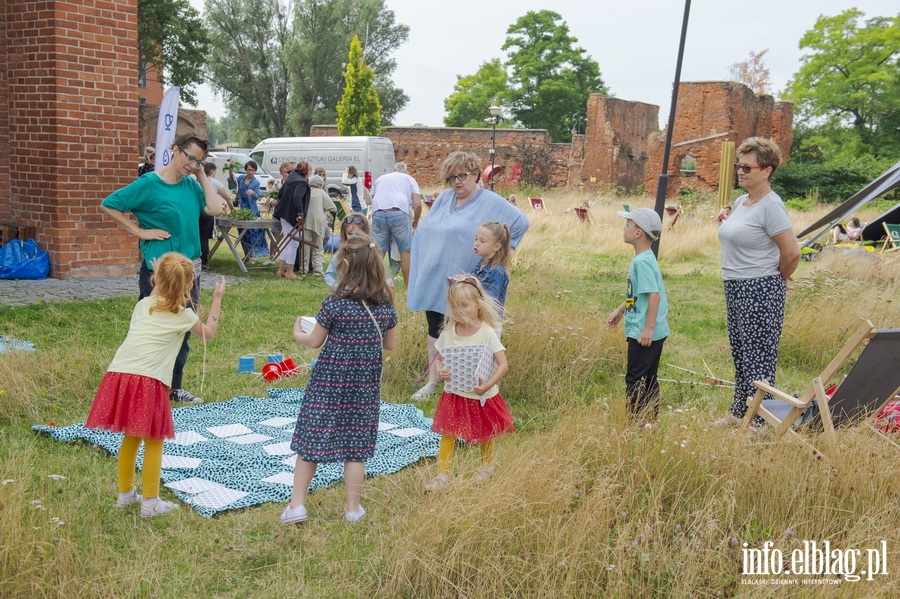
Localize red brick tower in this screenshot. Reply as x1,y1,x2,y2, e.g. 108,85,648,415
0,0,139,278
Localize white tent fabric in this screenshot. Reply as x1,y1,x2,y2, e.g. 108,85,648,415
796,160,900,240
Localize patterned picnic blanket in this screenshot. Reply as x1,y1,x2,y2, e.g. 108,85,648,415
0,335,35,353
32,388,440,517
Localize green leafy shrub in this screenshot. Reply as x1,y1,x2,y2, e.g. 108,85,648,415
773,154,897,203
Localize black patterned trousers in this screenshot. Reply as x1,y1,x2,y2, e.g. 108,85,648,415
724,275,786,422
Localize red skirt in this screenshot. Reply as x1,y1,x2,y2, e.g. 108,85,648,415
85,372,175,441
431,391,515,444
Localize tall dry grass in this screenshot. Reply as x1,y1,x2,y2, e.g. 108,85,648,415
3,192,900,597
379,402,900,597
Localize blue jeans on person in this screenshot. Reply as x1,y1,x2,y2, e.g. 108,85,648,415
371,209,412,254
139,260,200,390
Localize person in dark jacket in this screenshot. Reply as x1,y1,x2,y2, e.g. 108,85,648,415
274,161,311,278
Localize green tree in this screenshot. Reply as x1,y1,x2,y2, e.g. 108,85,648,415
287,0,408,135
205,0,407,142
443,59,510,127
204,0,292,145
785,9,899,159
502,10,606,142
336,36,382,136
138,0,210,105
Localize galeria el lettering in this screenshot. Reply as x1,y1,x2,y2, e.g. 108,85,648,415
742,540,889,582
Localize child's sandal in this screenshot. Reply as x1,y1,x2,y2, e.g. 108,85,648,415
140,498,180,518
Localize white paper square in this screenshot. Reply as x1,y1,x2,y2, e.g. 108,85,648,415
160,455,202,469
299,316,316,333
225,433,273,445
386,427,426,438
259,417,295,427
282,455,297,468
187,487,248,510
378,421,398,431
167,431,208,446
263,441,294,456
206,423,254,438
164,477,227,494
261,472,295,486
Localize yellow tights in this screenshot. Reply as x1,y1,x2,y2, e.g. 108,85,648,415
117,435,163,498
436,436,493,475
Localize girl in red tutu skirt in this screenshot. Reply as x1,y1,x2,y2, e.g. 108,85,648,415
426,275,513,491
86,253,226,517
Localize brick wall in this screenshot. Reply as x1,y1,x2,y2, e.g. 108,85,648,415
311,125,570,190
0,0,139,278
580,95,659,193
315,82,789,200
644,82,793,199
0,3,9,220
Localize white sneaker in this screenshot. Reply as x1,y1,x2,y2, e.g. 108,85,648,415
345,505,366,523
280,503,308,524
424,474,449,492
170,388,203,404
475,465,494,481
412,382,440,401
711,413,740,428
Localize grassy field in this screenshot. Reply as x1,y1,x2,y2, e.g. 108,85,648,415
2,194,899,597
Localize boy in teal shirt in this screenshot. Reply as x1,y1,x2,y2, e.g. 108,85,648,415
606,208,669,422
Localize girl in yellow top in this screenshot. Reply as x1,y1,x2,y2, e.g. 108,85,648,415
86,253,225,517
426,276,514,491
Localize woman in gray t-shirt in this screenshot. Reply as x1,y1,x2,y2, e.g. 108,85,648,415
714,137,800,427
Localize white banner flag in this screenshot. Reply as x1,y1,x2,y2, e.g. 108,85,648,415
155,86,181,171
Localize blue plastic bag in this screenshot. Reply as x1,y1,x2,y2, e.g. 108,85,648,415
0,238,51,280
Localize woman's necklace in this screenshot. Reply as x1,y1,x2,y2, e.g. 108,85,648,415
743,186,770,207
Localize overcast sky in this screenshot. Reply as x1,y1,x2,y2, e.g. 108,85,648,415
186,0,897,129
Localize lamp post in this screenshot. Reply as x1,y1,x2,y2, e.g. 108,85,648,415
487,105,501,191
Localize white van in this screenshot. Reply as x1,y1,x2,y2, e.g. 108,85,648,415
249,136,395,198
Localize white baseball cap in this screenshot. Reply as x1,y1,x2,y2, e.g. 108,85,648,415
617,208,662,240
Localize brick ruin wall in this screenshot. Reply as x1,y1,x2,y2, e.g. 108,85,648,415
317,82,791,201
644,82,793,200
312,124,571,192
579,95,660,194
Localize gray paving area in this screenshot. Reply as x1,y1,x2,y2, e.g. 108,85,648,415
0,271,249,307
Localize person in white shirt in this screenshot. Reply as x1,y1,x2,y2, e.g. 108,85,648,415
369,162,422,285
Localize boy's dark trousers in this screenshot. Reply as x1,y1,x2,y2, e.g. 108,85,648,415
626,337,666,420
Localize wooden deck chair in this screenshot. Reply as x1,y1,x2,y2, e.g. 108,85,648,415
881,222,900,253
665,204,683,232
740,320,900,459
529,197,548,212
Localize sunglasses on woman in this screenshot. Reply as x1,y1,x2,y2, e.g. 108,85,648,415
344,215,366,225
734,162,764,174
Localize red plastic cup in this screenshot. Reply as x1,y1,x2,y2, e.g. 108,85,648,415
279,357,299,377
261,362,282,382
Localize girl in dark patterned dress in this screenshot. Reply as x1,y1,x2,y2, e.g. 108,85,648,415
282,235,397,524
86,253,226,517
